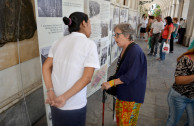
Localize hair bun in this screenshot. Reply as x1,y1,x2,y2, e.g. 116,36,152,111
63,17,70,25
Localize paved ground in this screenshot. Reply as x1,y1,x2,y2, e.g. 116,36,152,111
34,38,188,126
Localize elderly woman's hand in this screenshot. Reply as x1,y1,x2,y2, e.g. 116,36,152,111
101,82,112,90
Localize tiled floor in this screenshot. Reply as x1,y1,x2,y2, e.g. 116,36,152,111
34,38,188,126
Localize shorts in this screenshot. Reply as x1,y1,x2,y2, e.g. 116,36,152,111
140,28,146,33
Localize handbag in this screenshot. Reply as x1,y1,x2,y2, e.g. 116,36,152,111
162,42,170,54
158,36,163,43
106,42,136,96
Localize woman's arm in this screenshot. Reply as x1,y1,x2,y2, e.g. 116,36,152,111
42,57,56,105
175,74,194,84
173,26,176,32
166,26,173,43
54,67,95,108
42,57,53,89
101,78,124,90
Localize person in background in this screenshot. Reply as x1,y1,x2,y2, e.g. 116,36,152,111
101,23,147,126
166,47,194,126
148,15,164,57
140,15,148,39
178,18,186,44
42,12,100,126
137,14,145,38
145,16,154,41
158,16,173,61
170,18,179,53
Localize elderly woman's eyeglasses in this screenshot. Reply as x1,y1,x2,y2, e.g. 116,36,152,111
113,33,124,38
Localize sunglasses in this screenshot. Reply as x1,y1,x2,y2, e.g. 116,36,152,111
112,33,124,38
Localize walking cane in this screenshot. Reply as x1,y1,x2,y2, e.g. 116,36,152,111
102,90,106,126
112,96,116,120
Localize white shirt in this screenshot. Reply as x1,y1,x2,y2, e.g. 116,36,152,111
140,18,148,28
151,21,164,34
179,20,186,28
48,32,100,110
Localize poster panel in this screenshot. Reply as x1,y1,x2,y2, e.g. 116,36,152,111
111,5,120,63
35,0,84,125
120,7,128,23
86,0,110,97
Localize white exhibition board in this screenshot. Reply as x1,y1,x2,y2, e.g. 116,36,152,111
86,0,110,97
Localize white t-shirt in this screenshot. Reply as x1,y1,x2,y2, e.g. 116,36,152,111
48,32,100,110
140,18,148,28
179,20,186,28
151,21,164,34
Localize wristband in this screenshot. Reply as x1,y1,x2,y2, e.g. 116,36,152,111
113,80,116,87
109,80,114,87
47,88,54,92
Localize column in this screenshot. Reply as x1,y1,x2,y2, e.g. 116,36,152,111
177,0,184,19
170,4,174,17
130,0,133,9
168,6,171,16
173,2,179,17
181,0,190,19
131,0,136,10
183,0,194,46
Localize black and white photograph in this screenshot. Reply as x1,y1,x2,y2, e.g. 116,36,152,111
108,44,111,56
100,47,107,66
128,13,133,21
111,37,116,48
41,46,51,65
38,0,62,17
109,19,113,31
120,9,126,19
113,7,119,19
89,1,100,18
94,40,101,55
101,22,108,38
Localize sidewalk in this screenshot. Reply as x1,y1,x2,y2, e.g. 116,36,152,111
34,39,188,126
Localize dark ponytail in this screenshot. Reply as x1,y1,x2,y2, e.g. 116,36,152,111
63,12,89,33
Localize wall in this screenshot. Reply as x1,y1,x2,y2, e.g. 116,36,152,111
0,0,44,125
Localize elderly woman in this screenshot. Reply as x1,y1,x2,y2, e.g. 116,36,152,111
166,48,194,126
101,23,147,126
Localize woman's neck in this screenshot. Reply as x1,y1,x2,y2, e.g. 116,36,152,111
122,41,133,52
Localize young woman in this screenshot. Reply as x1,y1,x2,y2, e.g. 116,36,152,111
42,12,100,126
166,48,194,126
158,16,173,61
170,18,179,53
140,15,148,39
101,23,147,126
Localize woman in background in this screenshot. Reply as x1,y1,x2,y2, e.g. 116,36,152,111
158,16,173,61
170,18,179,53
42,12,100,126
140,15,148,39
166,48,194,126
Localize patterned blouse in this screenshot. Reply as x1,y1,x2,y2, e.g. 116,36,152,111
173,56,194,99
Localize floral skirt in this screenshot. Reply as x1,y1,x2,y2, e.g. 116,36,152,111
116,99,141,126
